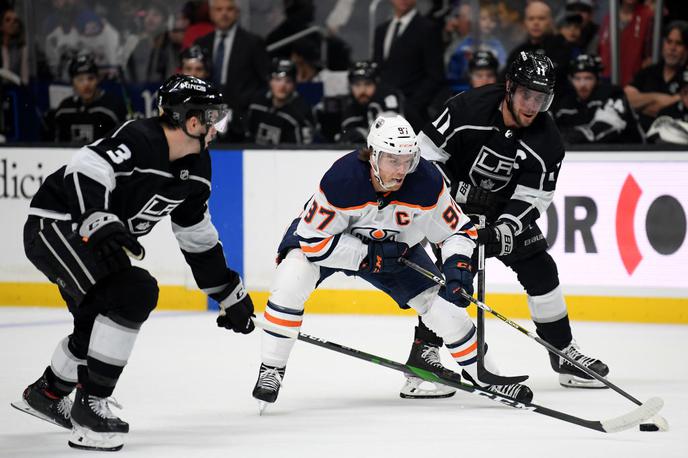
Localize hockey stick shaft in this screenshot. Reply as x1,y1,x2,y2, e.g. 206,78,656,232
252,318,662,433
400,257,645,406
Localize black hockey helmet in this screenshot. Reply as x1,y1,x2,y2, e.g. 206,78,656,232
157,74,229,138
569,53,602,76
69,52,98,79
506,51,556,112
271,58,297,81
348,60,379,84
469,50,499,73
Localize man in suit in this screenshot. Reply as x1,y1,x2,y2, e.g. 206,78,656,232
373,0,445,131
193,0,271,141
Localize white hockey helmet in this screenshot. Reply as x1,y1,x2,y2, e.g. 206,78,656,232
367,115,420,188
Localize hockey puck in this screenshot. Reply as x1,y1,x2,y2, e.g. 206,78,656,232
639,423,659,432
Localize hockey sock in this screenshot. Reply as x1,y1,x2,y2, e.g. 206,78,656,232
261,301,303,368
84,314,141,397
534,316,573,350
48,336,85,396
526,285,572,349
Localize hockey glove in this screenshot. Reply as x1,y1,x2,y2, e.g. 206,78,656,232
453,181,505,219
477,220,516,257
216,277,255,334
78,210,145,272
361,241,409,274
442,254,474,307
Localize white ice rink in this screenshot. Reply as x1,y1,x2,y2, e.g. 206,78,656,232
1,307,686,458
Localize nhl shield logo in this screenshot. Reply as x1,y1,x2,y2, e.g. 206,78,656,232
180,170,189,180
468,145,515,192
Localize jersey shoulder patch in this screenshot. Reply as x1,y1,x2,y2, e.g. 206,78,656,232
390,157,444,208
319,150,377,209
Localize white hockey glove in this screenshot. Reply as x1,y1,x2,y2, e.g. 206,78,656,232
592,104,627,132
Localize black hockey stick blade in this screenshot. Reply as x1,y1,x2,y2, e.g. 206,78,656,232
253,318,662,433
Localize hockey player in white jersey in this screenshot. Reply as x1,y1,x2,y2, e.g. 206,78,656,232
251,115,533,412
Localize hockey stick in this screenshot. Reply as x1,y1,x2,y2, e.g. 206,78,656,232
471,216,528,385
252,318,662,433
400,257,666,410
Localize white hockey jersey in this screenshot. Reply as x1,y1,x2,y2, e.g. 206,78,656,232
296,151,477,271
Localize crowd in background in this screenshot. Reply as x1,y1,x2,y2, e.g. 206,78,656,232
0,0,687,145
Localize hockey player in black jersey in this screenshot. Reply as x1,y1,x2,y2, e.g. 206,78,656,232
400,51,609,399
52,53,127,144
336,60,404,143
12,74,255,451
552,54,643,144
245,59,315,145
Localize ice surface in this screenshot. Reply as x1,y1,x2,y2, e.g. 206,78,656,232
1,307,686,457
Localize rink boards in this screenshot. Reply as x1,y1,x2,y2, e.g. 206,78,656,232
0,147,687,323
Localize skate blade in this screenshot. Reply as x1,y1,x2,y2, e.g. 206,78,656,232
257,400,269,416
68,420,124,451
400,378,457,399
10,399,71,430
559,373,609,389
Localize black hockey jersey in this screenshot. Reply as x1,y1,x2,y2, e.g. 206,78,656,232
338,86,403,143
551,82,643,144
53,90,127,144
29,118,237,298
246,91,314,145
419,84,564,234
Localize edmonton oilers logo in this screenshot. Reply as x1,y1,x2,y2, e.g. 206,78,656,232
352,227,400,242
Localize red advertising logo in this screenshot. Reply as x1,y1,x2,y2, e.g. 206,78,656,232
616,174,686,275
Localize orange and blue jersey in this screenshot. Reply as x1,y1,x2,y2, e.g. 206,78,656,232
295,150,477,270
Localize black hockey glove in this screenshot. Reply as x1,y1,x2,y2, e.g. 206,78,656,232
216,277,255,334
78,210,145,272
477,220,516,258
442,254,474,307
361,241,409,274
453,181,506,220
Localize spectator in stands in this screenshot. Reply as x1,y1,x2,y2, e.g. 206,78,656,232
180,45,210,80
336,60,403,143
467,50,498,89
647,68,688,144
552,54,643,143
75,10,121,78
556,13,584,59
1,8,28,84
182,1,213,50
194,0,270,141
44,0,81,82
598,0,653,87
505,1,573,94
624,21,688,131
266,0,351,71
565,0,599,53
441,3,471,65
245,59,314,145
373,0,445,131
125,1,178,84
52,53,127,144
656,68,688,121
446,4,506,87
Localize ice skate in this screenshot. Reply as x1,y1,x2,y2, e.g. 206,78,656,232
400,339,457,399
462,370,534,403
68,388,129,451
11,370,73,429
252,363,286,415
550,341,609,389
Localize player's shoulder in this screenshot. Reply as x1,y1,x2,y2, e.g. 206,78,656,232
446,84,503,119
392,157,444,208
320,150,376,209
91,118,167,162
521,113,565,161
